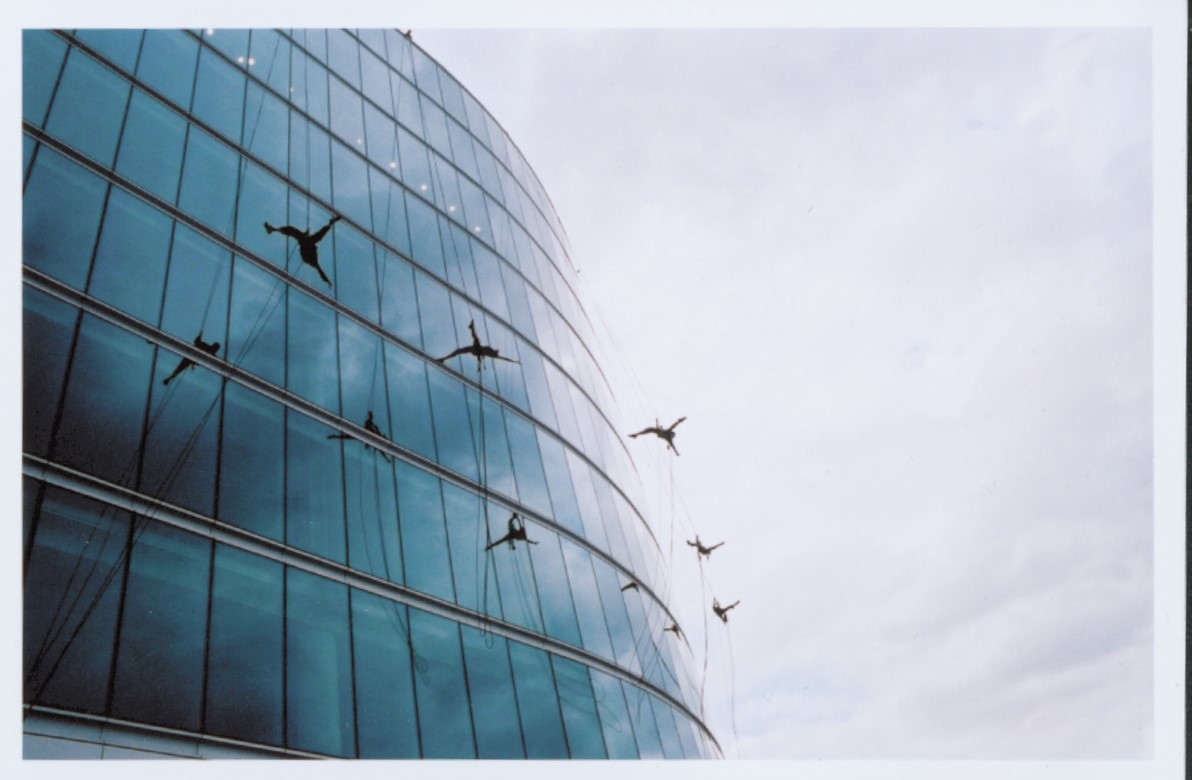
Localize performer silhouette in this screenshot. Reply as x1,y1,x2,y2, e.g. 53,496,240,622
620,582,640,592
686,535,724,559
162,334,220,386
438,319,518,367
664,622,683,640
485,512,537,551
712,598,740,624
264,214,340,287
327,410,391,461
628,417,686,455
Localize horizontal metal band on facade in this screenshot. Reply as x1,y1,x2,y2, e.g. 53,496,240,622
24,453,721,754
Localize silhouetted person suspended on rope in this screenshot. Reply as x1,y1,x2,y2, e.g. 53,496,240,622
664,622,683,640
264,214,341,287
713,598,740,624
620,581,640,592
686,535,724,560
437,319,519,368
485,512,538,552
162,334,220,386
628,417,686,455
327,410,391,461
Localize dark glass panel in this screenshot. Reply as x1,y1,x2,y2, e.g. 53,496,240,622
226,256,285,386
384,343,437,461
441,482,499,617
553,657,607,758
332,224,379,319
535,431,584,537
378,250,422,348
503,413,552,518
110,522,208,731
330,140,372,229
191,45,246,142
326,29,361,88
562,544,615,661
589,669,640,759
285,411,346,563
460,627,524,759
528,531,582,648
141,351,221,517
243,83,290,174
23,134,35,181
54,315,152,487
23,30,68,127
23,145,107,290
286,569,355,757
286,287,339,412
136,30,199,109
507,642,567,759
344,444,402,583
23,287,78,458
205,545,283,746
351,589,419,758
87,188,171,325
115,89,187,203
23,488,128,714
394,461,454,602
235,160,289,268
217,382,284,541
44,47,130,166
178,127,240,235
426,368,480,483
159,224,231,348
408,608,475,758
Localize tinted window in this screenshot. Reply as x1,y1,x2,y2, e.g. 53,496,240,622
115,90,187,202
217,382,284,541
553,657,607,758
460,627,524,758
561,544,615,661
23,30,68,127
507,642,567,759
528,531,582,647
328,74,365,148
286,569,355,756
136,29,199,109
332,224,379,319
408,608,475,758
384,343,437,461
344,445,402,583
286,287,339,412
441,483,497,616
426,368,480,483
243,83,290,175
378,251,422,348
285,411,346,563
159,224,231,348
191,45,245,141
394,461,454,602
178,127,240,234
337,316,386,429
372,177,413,260
23,287,78,458
326,29,361,88
589,669,640,759
504,412,552,517
330,140,371,228
87,188,172,325
226,256,285,387
351,589,419,757
44,48,131,167
23,146,108,290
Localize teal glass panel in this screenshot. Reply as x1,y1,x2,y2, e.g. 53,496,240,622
235,160,289,268
217,382,284,541
297,28,327,63
23,135,35,181
421,99,451,159
115,89,186,202
589,669,640,759
460,627,525,759
54,315,152,487
553,657,608,758
364,101,398,169
478,397,518,500
202,28,248,62
23,146,107,290
191,45,245,142
351,590,419,758
378,250,422,348
562,543,615,661
226,256,285,386
395,461,454,601
447,118,479,181
305,56,330,127
625,683,665,758
476,146,503,199
142,351,221,516
332,225,379,319
44,48,130,166
288,115,333,205
408,608,475,758
649,696,684,758
23,30,68,127
567,450,609,552
384,343,437,461
507,643,567,759
544,361,583,445
592,474,632,576
286,287,339,412
243,83,289,174
432,155,464,224
249,28,289,96
359,45,392,113
441,483,499,616
159,224,231,348
528,531,582,647
328,73,365,148
87,188,171,325
344,445,402,583
372,177,413,259
413,271,455,359
23,287,78,458
286,569,355,757
517,347,558,431
357,28,386,58
23,488,127,714
136,29,198,109
411,47,442,103
110,522,208,731
535,431,584,537
673,709,700,758
393,77,422,136
504,413,552,517
205,545,283,746
487,503,544,633
437,70,467,123
426,368,480,483
285,411,346,563
471,244,508,319
330,140,372,228
337,316,387,430
178,127,240,234
590,549,640,674
441,221,479,300
462,92,490,148
75,28,142,72
326,29,361,88
398,124,434,195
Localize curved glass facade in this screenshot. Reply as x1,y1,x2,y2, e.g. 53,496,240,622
22,28,718,759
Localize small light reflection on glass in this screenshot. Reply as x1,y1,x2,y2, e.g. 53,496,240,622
205,28,215,36
448,205,456,213
419,183,428,191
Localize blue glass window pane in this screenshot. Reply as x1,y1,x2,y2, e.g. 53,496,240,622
23,135,35,181
332,225,378,319
23,30,67,127
202,28,248,62
472,244,508,319
344,445,402,583
673,709,700,758
528,531,583,647
406,197,445,278
364,101,398,170
441,222,479,300
206,545,283,746
286,412,346,563
447,119,479,181
288,113,331,200
433,155,464,223
115,90,186,203
507,642,567,759
351,590,419,758
413,271,454,357
536,431,584,537
371,175,413,259
504,413,552,517
394,461,454,602
305,57,330,126
178,127,240,234
243,83,290,174
649,696,684,758
463,93,490,148
437,70,467,123
411,48,442,103
545,361,582,445
625,683,665,758
567,451,609,552
441,483,498,616
359,46,392,113
226,256,285,386
23,148,106,289
329,141,371,229
357,28,386,58
286,569,355,756
24,488,127,714
378,251,422,348
217,383,283,541
592,475,632,579
142,352,221,516
326,29,361,89
235,161,289,268
408,608,475,758
286,287,339,412
75,29,142,73
54,315,152,487
426,368,480,483
394,76,422,136
328,74,365,147
159,224,231,348
136,30,198,109
553,657,607,758
337,316,386,429
484,322,530,412
110,522,208,731
518,347,558,430
191,46,245,142
487,507,544,633
23,287,78,458
591,552,640,674
460,627,524,759
478,398,518,500
477,147,503,199
249,28,289,96
384,343,437,461
298,28,327,63
589,670,640,759
87,188,171,325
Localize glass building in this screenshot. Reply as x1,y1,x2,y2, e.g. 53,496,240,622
22,28,719,759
